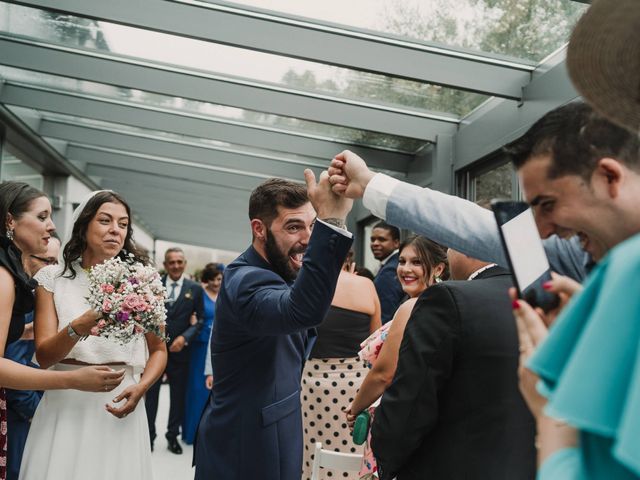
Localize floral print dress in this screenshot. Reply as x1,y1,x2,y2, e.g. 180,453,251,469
356,322,392,479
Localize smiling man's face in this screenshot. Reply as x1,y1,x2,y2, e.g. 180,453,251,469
263,202,316,282
518,154,610,261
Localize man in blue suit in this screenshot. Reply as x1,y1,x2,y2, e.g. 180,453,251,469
371,221,405,324
194,171,353,480
145,247,204,454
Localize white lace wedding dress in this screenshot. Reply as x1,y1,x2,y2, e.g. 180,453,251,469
19,264,153,480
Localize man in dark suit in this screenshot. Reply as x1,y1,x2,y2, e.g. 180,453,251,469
194,172,353,480
145,247,203,454
371,221,405,324
371,249,536,480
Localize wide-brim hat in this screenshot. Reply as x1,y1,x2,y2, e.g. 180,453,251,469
567,0,640,133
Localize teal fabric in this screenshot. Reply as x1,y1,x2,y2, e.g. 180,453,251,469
538,448,582,479
528,233,640,479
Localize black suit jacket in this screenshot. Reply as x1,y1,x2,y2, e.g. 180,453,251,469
371,266,536,480
163,276,204,362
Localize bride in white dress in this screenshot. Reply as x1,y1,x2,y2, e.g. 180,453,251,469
19,191,167,480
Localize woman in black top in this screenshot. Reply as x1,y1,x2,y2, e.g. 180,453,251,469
0,182,125,480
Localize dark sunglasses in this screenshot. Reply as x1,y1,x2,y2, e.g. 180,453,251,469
30,255,58,265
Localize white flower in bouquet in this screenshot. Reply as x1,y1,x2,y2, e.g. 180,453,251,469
86,254,167,344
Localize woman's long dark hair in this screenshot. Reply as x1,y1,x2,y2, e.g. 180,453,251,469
62,191,148,278
398,235,449,285
0,181,46,238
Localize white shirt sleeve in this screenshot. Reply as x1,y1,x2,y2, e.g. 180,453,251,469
204,330,213,377
362,173,402,220
316,218,353,238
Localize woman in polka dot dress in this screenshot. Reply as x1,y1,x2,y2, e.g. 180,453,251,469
301,266,381,480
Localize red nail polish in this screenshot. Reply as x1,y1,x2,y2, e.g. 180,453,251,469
512,300,520,310
542,281,553,290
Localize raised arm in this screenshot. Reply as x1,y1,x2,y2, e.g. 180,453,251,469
329,151,588,281
236,221,352,335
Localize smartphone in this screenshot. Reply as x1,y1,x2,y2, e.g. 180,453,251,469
491,200,559,312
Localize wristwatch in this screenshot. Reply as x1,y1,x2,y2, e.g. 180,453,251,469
66,323,81,340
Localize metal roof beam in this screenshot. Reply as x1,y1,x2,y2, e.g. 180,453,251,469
37,119,328,179
0,35,456,140
0,81,413,170
6,0,532,98
66,143,302,189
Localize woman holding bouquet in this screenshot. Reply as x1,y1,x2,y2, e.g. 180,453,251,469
0,182,127,480
19,190,167,480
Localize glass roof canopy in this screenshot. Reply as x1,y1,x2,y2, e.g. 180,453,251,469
0,0,587,250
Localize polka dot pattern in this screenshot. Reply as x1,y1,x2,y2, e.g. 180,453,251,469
301,357,367,480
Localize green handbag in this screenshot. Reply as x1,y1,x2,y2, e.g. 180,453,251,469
352,410,370,445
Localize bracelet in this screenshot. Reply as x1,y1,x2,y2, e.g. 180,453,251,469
321,217,347,230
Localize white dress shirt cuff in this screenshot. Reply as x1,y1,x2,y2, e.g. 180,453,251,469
316,218,353,238
363,173,401,220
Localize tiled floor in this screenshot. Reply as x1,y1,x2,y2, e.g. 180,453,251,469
151,384,194,480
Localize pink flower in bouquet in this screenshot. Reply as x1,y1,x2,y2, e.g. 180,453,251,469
122,294,137,311
101,284,115,294
90,326,100,336
134,325,144,334
102,299,113,313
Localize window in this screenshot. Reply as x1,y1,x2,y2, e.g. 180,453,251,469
458,156,517,204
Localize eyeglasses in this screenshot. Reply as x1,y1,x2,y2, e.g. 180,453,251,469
30,255,58,265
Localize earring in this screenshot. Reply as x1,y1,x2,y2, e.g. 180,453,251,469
6,229,14,241
434,275,442,283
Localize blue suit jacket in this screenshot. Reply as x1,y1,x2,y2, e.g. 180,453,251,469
374,252,405,324
194,221,352,480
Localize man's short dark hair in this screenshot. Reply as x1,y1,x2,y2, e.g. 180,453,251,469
373,221,400,241
248,178,308,226
504,101,640,180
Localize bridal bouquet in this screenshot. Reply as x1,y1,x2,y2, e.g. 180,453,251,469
86,255,167,344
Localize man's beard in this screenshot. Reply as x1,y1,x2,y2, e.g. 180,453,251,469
264,229,299,283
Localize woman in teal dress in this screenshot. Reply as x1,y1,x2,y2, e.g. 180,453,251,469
513,233,640,479
182,265,222,445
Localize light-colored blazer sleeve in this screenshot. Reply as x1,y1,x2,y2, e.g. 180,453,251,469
364,174,588,281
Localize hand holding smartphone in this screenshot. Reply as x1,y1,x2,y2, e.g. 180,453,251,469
491,200,559,313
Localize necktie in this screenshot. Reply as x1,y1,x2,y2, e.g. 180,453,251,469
168,282,178,302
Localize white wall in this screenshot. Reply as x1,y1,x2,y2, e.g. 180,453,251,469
50,177,155,254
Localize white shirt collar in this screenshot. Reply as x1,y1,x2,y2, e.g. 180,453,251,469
467,263,498,281
380,249,399,266
166,274,184,287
